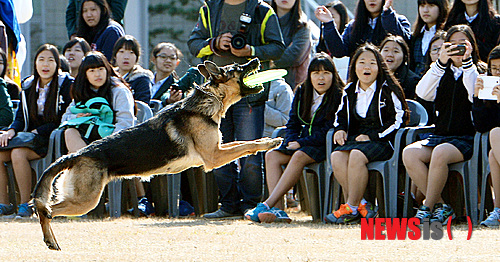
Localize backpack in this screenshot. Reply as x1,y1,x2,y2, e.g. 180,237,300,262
59,97,115,140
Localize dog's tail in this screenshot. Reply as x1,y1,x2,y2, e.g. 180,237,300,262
31,154,80,218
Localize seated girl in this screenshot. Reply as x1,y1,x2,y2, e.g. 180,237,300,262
325,43,408,224
403,25,480,225
245,52,344,223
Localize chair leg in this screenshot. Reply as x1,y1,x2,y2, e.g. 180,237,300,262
167,173,181,218
108,180,122,218
479,173,490,223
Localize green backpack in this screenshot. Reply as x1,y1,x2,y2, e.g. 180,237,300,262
59,97,115,139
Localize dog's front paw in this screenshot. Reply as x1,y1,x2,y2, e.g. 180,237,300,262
266,137,283,150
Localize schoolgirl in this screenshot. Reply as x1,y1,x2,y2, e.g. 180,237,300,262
444,0,500,62
0,44,72,217
325,43,408,224
403,24,480,225
410,0,449,76
245,52,344,223
380,35,421,100
471,45,500,227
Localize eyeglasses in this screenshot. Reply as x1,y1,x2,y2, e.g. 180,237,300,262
490,67,500,75
156,54,178,61
430,47,441,55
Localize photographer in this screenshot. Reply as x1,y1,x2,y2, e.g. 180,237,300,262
188,0,285,219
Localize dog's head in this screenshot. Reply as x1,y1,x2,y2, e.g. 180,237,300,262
197,58,263,99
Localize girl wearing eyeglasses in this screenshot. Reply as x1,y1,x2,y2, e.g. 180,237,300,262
150,42,183,104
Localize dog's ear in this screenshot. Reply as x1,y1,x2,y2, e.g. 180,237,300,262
198,61,227,82
197,64,210,80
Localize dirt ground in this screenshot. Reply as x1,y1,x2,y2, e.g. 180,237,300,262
0,210,499,262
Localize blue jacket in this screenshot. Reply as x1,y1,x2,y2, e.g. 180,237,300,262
324,7,411,58
10,73,73,138
123,65,153,104
94,20,125,61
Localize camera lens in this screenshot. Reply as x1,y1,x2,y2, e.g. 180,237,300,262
231,34,246,50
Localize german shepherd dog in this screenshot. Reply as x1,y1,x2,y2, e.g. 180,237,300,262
31,58,283,250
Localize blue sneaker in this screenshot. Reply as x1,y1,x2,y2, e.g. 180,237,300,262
415,205,432,224
16,203,33,218
244,203,270,222
0,203,14,215
480,207,500,228
258,207,292,223
137,197,155,216
430,203,455,225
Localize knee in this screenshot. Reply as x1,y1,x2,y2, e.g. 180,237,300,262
403,146,419,166
491,127,500,144
64,128,80,141
348,150,368,166
265,150,278,163
331,151,346,169
490,150,497,165
10,148,28,162
429,147,453,165
290,150,313,165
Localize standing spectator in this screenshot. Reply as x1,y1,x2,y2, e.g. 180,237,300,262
150,42,182,103
0,44,72,217
271,0,311,88
246,53,343,223
324,44,408,224
66,0,128,39
380,35,421,99
76,0,125,61
0,47,19,100
444,0,500,62
403,25,480,225
263,78,293,137
410,0,449,77
188,0,285,218
112,35,152,104
315,0,411,59
472,45,500,227
63,37,91,78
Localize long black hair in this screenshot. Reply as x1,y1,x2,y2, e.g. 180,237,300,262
348,43,409,121
271,0,307,37
26,44,61,124
76,0,112,44
72,51,128,107
298,52,344,122
445,0,497,31
350,0,385,48
487,45,500,76
413,0,449,37
424,30,446,70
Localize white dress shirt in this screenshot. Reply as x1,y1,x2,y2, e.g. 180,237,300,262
355,80,377,118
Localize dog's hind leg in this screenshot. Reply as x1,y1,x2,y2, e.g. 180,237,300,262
39,213,60,250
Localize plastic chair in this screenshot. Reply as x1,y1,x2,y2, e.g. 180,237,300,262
107,100,154,218
324,99,427,219
270,127,325,220
6,129,61,207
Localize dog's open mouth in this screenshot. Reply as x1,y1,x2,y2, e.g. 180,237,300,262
240,58,264,96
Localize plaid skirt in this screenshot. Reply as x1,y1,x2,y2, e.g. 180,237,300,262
420,134,474,160
334,141,393,162
276,144,326,163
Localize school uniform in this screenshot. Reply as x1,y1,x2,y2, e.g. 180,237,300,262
333,81,405,162
416,58,478,159
472,97,500,133
277,85,341,162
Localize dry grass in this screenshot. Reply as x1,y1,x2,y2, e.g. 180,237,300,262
1,211,499,262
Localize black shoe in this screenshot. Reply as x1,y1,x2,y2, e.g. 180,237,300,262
203,209,242,219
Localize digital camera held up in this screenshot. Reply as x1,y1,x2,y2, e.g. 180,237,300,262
231,13,252,50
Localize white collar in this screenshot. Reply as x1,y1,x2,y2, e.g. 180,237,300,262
154,74,171,85
355,80,377,93
36,80,50,92
368,17,378,29
465,12,478,23
312,89,324,100
420,24,436,34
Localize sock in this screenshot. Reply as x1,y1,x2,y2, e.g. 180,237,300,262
360,198,367,205
347,203,358,215
262,202,270,209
